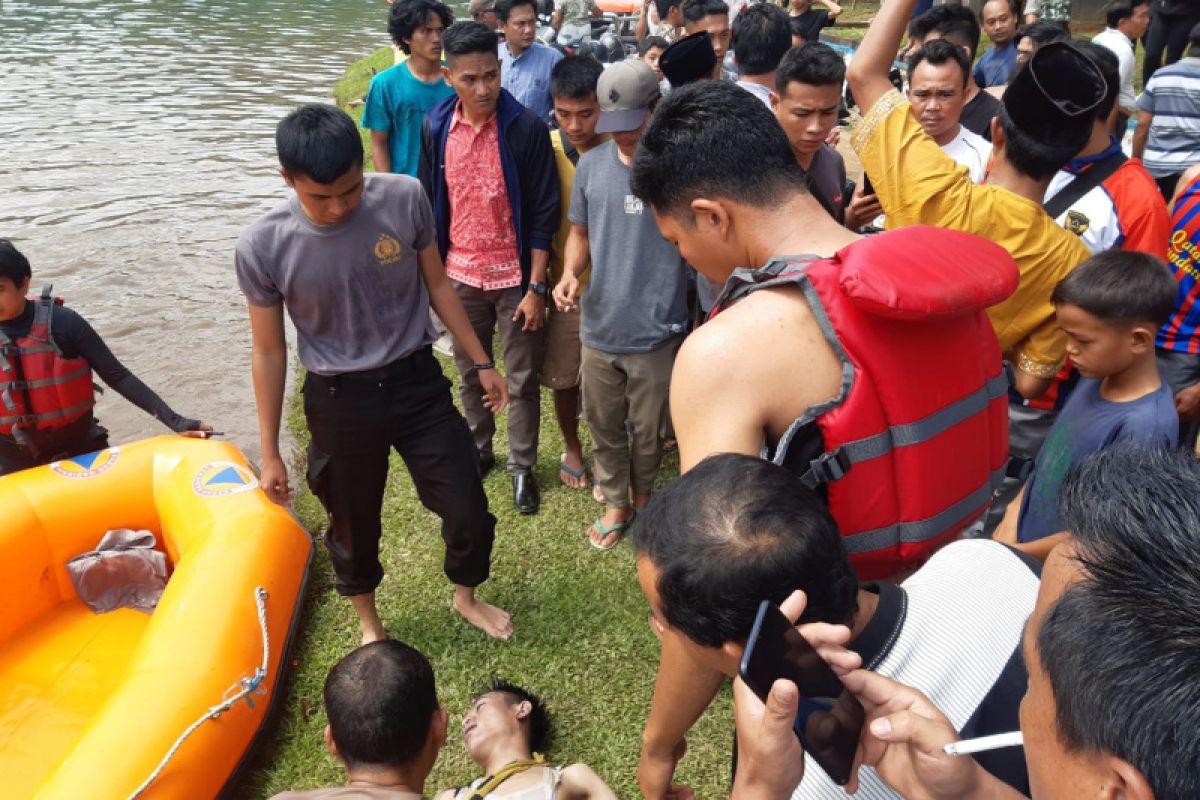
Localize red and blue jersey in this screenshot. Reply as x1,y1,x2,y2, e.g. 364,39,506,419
1157,172,1200,354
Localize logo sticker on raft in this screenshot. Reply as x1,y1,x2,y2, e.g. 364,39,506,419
51,447,120,479
193,461,260,497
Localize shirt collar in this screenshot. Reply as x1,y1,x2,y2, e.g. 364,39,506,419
1065,135,1122,173
452,101,497,131
849,582,908,670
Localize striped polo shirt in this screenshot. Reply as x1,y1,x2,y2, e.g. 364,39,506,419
1137,57,1200,179
1157,171,1200,353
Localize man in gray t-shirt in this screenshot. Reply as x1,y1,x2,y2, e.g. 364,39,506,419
552,60,686,551
236,104,515,643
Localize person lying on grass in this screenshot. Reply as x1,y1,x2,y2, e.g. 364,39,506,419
435,679,618,800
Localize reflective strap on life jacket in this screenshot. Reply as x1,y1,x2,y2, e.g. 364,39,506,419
800,371,1010,489
840,464,1006,553
0,396,95,429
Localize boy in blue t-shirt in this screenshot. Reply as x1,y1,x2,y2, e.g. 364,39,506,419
996,250,1180,560
362,0,455,176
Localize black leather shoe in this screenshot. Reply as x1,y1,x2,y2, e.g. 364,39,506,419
512,472,540,514
478,451,495,475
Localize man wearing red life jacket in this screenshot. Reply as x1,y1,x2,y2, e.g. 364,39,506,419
627,81,1018,800
0,240,208,475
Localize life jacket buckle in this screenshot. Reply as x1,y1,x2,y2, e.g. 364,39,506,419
805,447,852,487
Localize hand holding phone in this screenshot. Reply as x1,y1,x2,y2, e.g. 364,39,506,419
739,600,866,786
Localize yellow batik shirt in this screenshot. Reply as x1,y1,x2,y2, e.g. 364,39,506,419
851,89,1092,378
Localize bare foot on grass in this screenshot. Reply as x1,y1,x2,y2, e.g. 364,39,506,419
454,587,514,641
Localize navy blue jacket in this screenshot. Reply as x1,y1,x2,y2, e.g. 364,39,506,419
418,90,559,292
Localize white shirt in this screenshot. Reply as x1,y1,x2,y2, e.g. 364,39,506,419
1093,27,1137,115
736,80,775,108
792,540,1040,799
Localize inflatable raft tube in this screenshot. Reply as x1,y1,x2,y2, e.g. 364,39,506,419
0,436,313,799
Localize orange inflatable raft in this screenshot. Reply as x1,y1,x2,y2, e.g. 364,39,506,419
0,436,312,799
596,0,640,12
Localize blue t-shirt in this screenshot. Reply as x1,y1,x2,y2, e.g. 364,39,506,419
361,62,455,177
974,41,1017,89
1017,377,1178,542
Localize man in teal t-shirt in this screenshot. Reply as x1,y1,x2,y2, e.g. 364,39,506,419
363,0,456,176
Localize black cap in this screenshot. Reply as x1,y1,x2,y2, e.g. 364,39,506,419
1003,41,1106,150
660,31,717,87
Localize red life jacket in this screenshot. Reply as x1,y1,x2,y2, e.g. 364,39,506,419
711,226,1018,580
0,286,96,443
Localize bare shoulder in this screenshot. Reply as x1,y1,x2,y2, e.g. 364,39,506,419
680,287,820,375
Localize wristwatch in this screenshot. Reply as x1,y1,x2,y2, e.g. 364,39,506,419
528,282,548,297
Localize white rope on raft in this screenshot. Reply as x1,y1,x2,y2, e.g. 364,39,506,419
126,586,271,800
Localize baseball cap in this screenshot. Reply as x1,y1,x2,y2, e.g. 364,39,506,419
469,0,496,16
596,59,662,133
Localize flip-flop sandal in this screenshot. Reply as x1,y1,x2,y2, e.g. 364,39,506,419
559,453,592,489
662,438,678,453
588,516,632,551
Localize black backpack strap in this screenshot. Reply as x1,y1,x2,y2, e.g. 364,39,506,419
1043,151,1127,220
558,129,580,166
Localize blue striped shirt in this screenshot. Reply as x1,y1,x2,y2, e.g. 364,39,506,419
1137,57,1200,178
498,41,563,125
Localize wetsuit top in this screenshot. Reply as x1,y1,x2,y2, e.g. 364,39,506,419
0,299,195,441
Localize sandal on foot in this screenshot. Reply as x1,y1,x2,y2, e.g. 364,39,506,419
559,453,592,489
588,516,632,551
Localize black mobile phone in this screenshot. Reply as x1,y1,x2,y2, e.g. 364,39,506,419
738,600,865,786
861,171,874,196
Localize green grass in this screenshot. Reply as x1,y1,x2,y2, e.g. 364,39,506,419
332,47,396,171
235,351,736,798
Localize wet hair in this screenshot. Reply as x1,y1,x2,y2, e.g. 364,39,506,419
0,240,32,287
495,0,537,23
324,641,438,769
442,20,501,64
639,35,671,57
388,0,454,53
632,453,859,648
1073,40,1120,121
732,3,792,76
276,104,363,184
1105,0,1145,29
473,678,552,754
1051,250,1177,328
1040,447,1200,798
995,106,1076,180
682,0,729,26
908,37,971,87
550,54,604,100
776,41,845,92
654,0,683,22
633,81,809,217
923,4,982,60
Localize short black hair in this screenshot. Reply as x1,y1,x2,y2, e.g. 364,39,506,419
682,0,729,26
1073,40,1120,121
473,679,552,754
654,0,682,22
324,640,438,769
980,0,1021,21
388,0,454,53
1022,18,1071,48
495,0,537,23
925,4,982,60
633,81,809,218
908,37,971,87
0,240,32,287
1104,0,1143,29
996,105,1076,180
1040,447,1200,799
639,35,671,57
731,3,791,76
276,104,363,183
442,20,500,64
550,54,603,100
1051,250,1177,327
775,42,845,92
632,454,859,648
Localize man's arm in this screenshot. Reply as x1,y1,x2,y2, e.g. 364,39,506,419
558,764,619,800
1132,110,1153,160
418,242,509,412
817,0,842,20
844,0,914,117
369,130,392,174
247,302,291,506
636,0,653,41
1011,370,1053,400
552,223,590,310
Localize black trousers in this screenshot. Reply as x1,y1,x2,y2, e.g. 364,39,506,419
0,415,109,476
303,346,496,597
1143,6,1200,85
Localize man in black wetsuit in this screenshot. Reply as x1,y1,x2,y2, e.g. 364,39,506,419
0,239,207,475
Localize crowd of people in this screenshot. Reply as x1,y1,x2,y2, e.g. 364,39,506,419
5,0,1200,796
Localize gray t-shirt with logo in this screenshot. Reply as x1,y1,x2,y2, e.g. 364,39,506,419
568,140,688,354
235,173,437,375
